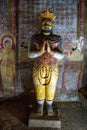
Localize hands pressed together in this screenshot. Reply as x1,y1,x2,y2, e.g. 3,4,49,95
40,41,51,54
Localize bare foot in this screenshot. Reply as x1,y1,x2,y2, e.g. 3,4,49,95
47,104,54,116
37,104,43,116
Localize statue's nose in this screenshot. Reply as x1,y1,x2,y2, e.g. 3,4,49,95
44,23,48,26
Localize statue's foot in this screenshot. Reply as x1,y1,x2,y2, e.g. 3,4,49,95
47,104,54,116
37,104,43,116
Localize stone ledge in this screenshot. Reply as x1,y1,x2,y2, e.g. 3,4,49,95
28,119,61,128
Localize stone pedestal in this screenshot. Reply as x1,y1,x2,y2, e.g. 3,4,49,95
28,103,61,129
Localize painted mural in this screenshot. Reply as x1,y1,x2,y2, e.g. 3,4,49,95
0,0,8,35
18,0,78,56
0,33,16,96
18,0,85,101
0,0,85,99
0,0,22,97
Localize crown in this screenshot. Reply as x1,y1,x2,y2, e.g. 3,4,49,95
39,8,56,21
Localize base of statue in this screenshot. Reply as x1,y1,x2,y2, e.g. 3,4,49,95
28,103,61,129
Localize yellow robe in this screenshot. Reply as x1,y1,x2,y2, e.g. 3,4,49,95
0,47,15,94
33,52,58,100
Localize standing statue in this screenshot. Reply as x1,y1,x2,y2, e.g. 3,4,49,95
28,8,64,116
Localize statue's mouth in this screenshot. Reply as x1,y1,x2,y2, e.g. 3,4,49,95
42,30,51,33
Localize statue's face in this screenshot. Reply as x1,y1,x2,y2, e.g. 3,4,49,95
5,41,11,48
41,18,53,35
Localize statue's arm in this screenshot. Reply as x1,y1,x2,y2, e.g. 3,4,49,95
28,42,45,58
46,41,65,61
52,52,65,60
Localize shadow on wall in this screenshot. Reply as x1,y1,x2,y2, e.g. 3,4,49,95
19,67,34,90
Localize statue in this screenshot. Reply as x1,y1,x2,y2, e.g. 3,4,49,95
28,8,64,116
0,34,16,95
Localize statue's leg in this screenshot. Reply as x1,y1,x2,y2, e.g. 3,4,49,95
37,100,44,116
45,69,58,116
34,82,45,116
46,84,56,116
46,100,54,116
33,69,45,115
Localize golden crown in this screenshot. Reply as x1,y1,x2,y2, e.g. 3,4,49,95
39,8,56,21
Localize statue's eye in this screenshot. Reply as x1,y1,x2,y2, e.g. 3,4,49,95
42,22,45,25
42,22,52,26
47,22,52,25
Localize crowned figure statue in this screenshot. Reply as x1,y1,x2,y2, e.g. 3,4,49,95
28,8,64,116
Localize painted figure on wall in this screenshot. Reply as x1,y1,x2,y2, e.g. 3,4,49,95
28,8,65,116
0,33,16,96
